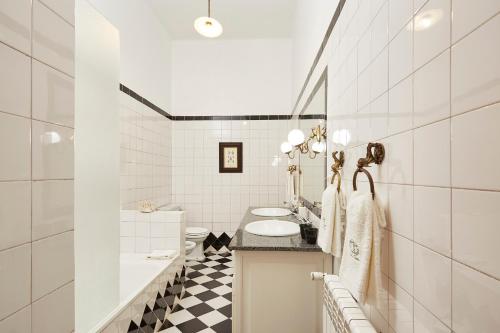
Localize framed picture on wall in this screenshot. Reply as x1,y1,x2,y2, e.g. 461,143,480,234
219,142,243,173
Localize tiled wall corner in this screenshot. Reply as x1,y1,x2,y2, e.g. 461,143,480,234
0,1,75,331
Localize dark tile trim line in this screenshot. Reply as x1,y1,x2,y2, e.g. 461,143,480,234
300,196,322,219
173,114,292,121
290,0,346,117
120,83,174,120
298,114,327,120
120,84,292,122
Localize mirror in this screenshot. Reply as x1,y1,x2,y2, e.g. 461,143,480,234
298,73,327,210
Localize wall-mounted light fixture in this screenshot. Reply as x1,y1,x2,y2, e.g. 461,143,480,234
280,125,327,159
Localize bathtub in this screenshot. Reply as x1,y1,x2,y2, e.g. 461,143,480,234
120,253,175,302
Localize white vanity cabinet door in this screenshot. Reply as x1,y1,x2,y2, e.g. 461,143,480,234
232,251,331,333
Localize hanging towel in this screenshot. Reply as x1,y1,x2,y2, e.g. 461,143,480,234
287,171,297,205
339,191,386,307
317,182,346,257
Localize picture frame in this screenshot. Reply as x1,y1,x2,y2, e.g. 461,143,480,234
219,142,243,173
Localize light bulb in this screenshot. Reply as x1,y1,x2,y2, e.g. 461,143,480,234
194,16,223,38
312,141,326,153
280,141,293,154
287,129,305,146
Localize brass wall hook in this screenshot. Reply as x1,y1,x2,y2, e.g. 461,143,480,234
356,142,385,169
330,151,344,192
287,165,297,174
353,143,385,199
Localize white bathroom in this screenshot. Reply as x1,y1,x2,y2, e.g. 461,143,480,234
1,0,500,332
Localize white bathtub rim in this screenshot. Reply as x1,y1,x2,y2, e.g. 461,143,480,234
91,253,182,333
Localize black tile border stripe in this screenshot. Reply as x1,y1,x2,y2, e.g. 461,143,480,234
290,0,346,116
120,83,292,121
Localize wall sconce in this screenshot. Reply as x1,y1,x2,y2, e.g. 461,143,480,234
280,125,327,159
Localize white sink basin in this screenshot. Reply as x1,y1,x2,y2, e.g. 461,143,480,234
245,220,300,237
251,207,292,217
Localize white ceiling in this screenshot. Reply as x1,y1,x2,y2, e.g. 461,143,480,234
148,0,296,40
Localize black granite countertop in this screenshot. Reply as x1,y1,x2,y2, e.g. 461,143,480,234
228,207,322,252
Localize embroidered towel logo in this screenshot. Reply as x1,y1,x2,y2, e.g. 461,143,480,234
349,239,360,261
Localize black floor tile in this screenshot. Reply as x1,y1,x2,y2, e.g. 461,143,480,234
176,318,208,333
211,319,232,333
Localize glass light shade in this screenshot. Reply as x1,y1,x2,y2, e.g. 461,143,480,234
287,129,305,146
194,16,223,38
280,141,293,154
311,141,326,153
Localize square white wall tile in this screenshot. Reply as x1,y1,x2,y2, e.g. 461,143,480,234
0,181,31,251
386,130,413,184
32,120,74,180
451,14,500,115
414,186,451,256
0,0,31,54
0,305,31,333
413,50,450,127
32,281,74,333
32,180,74,240
388,75,413,135
39,0,75,26
31,231,74,301
413,0,451,69
413,244,452,326
414,119,450,187
388,232,413,294
413,301,451,333
32,59,75,127
387,184,413,239
388,279,413,333
452,262,500,333
32,0,74,76
389,26,413,88
452,0,500,43
452,189,500,279
451,103,500,190
0,43,31,117
388,0,413,40
0,244,31,320
0,112,31,181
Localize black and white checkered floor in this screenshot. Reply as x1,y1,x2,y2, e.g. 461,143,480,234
159,252,233,333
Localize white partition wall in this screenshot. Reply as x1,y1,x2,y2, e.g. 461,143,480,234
74,1,121,332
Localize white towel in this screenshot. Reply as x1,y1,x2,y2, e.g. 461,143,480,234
287,171,297,205
339,191,386,307
317,183,346,257
146,250,178,260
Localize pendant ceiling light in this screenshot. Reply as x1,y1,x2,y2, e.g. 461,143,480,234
194,0,223,38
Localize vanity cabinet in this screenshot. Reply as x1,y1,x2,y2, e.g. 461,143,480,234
232,250,331,333
229,208,332,332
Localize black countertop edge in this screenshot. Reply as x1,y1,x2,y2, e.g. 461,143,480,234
228,207,322,252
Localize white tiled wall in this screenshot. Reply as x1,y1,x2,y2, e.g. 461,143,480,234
172,120,290,235
120,210,184,254
119,93,172,209
314,0,500,332
0,0,75,331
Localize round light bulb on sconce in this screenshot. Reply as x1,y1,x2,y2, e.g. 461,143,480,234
194,16,223,38
311,141,326,153
280,141,293,154
287,129,305,146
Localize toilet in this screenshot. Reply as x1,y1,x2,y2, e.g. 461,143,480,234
185,241,196,257
185,227,210,261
